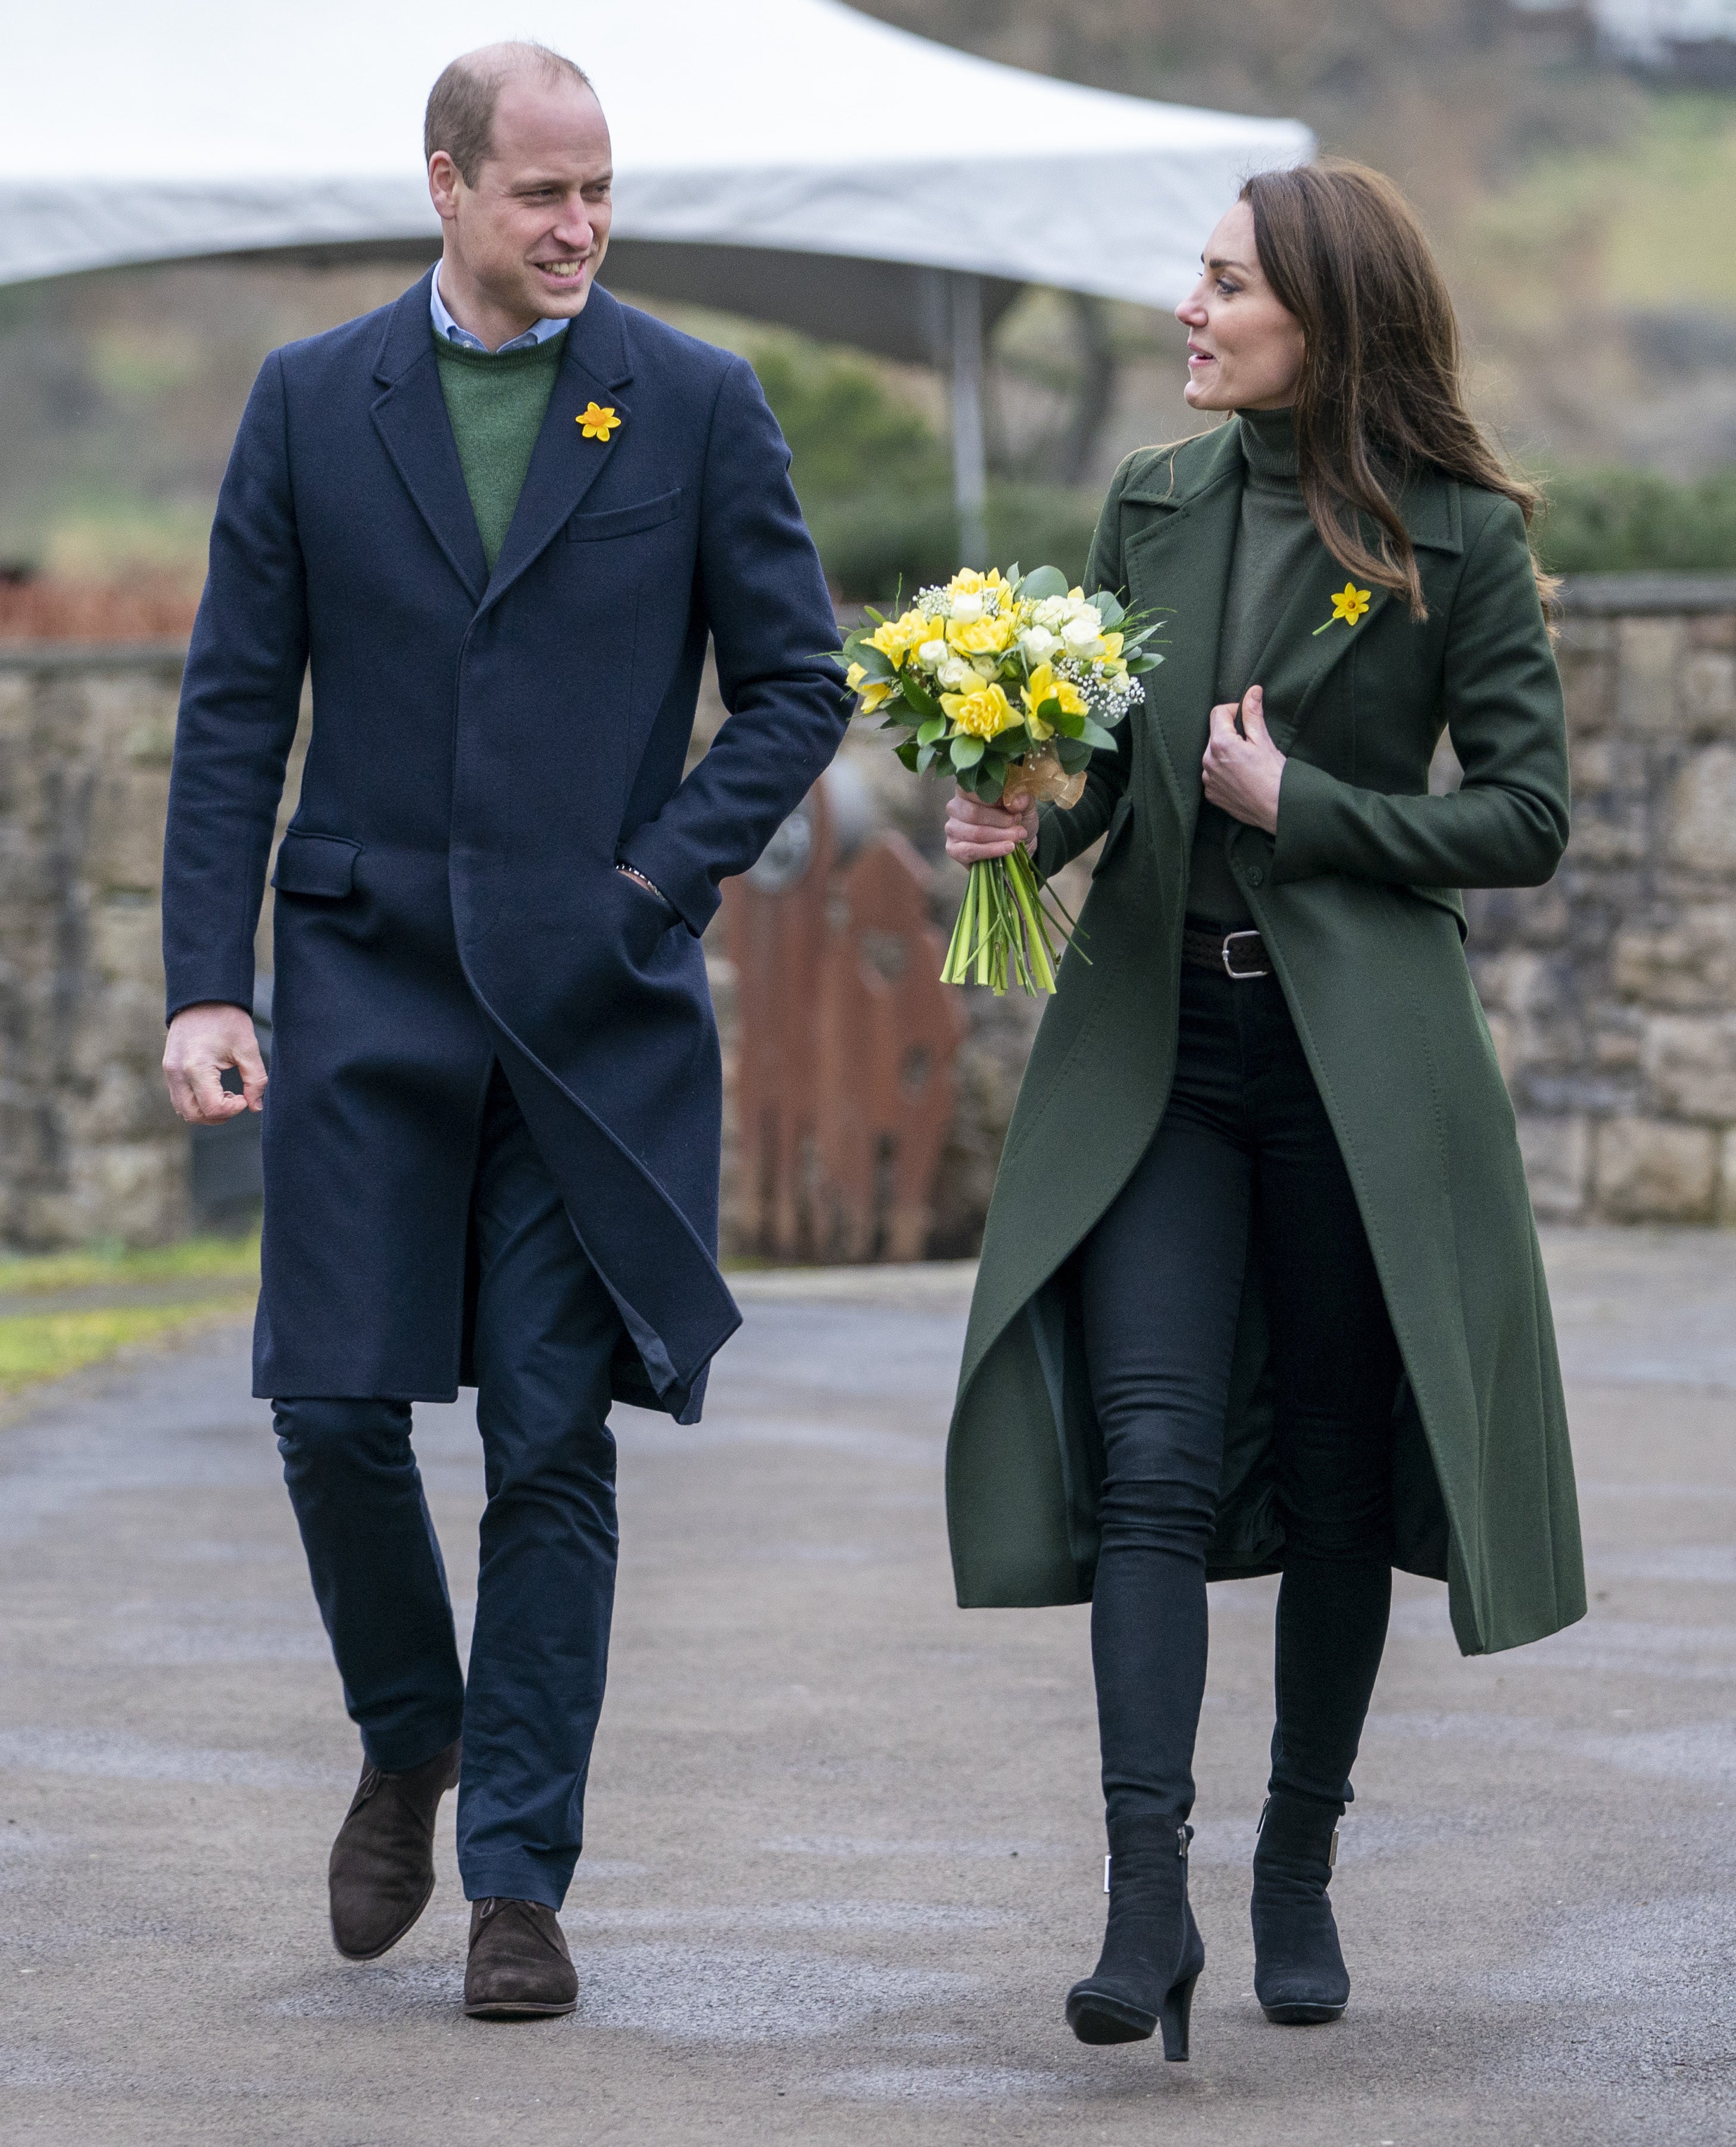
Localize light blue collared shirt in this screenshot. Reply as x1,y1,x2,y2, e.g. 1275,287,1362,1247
430,274,568,355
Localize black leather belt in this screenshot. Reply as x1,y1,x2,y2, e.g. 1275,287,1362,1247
1181,921,1272,980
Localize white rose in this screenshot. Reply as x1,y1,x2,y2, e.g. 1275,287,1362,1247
950,593,985,622
1062,615,1105,654
938,657,975,690
1020,626,1060,661
918,638,949,666
1034,596,1069,629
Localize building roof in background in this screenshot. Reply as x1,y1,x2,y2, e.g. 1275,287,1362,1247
0,0,1310,306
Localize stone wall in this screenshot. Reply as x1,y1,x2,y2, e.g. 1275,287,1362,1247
0,643,302,1248
5,573,1736,1249
1469,576,1736,1221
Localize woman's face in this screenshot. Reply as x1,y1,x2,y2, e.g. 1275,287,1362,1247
1175,201,1306,412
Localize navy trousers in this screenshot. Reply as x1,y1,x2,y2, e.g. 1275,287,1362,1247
274,1064,621,1909
1080,956,1401,1831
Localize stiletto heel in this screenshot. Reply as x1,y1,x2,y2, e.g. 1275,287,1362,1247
1159,1965,1200,2061
1066,1816,1204,2056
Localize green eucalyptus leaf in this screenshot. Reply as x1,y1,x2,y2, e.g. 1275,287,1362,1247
950,735,986,770
916,715,947,746
900,670,941,720
1055,737,1092,771
1078,717,1119,750
1020,564,1069,601
853,644,897,682
916,742,937,773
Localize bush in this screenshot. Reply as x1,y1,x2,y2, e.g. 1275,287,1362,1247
1536,467,1736,574
746,335,1105,602
806,485,1104,604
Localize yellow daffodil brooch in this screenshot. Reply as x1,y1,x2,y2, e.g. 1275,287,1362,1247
577,402,622,441
1313,582,1372,635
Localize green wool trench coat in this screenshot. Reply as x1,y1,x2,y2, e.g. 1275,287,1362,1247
946,420,1586,1658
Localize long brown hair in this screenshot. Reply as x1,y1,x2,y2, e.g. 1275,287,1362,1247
1241,160,1542,621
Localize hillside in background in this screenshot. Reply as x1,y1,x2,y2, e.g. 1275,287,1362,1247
2,1,1734,607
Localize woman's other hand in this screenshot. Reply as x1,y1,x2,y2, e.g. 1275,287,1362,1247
945,786,1038,865
1201,685,1286,834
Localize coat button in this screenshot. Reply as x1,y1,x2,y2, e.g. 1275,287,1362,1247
1244,865,1266,888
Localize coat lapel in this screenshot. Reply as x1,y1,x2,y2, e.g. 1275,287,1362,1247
1119,427,1244,835
1250,465,1465,752
1243,548,1391,754
478,286,636,617
370,273,489,607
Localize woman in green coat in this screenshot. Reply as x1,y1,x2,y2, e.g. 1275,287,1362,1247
945,161,1582,2058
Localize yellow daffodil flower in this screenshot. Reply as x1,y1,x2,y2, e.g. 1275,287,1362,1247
867,610,928,668
846,661,895,715
577,402,622,440
1313,582,1372,634
1020,663,1087,742
941,683,1018,739
947,612,1017,657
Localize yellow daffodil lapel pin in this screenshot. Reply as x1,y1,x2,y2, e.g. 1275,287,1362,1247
1313,582,1372,636
578,402,622,442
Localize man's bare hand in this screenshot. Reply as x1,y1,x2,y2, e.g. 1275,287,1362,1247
163,1002,267,1127
944,786,1039,865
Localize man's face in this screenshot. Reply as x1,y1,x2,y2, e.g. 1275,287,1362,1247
429,76,613,327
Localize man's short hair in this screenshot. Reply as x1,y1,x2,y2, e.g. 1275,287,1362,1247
424,42,594,184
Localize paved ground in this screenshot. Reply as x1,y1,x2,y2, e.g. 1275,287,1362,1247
1,1230,1733,2145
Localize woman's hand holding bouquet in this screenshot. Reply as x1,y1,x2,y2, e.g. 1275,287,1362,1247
837,565,1162,995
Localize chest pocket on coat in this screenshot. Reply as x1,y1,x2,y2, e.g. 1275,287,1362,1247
565,487,683,542
271,831,361,898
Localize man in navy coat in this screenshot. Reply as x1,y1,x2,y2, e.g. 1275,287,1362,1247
161,41,846,2017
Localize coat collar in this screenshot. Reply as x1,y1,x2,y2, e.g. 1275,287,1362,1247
369,271,638,612
1120,420,1464,779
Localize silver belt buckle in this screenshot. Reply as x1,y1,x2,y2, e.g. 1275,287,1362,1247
1222,929,1270,981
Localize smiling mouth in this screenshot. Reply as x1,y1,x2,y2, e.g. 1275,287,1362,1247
536,260,588,280
1187,345,1216,364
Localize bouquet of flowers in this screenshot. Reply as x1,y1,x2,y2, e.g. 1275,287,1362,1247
838,565,1162,994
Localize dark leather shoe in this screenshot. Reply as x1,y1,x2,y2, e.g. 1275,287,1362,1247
327,1738,461,1961
464,1898,579,2020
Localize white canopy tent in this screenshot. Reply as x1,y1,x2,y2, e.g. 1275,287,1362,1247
0,0,1311,557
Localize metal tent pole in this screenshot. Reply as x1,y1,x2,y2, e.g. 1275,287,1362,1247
949,270,989,569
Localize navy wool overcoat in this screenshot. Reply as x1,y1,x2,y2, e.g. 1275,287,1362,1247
162,273,848,1420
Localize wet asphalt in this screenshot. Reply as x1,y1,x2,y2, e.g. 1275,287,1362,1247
0,1230,1732,2145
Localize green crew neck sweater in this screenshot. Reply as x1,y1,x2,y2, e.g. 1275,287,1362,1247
432,328,568,570
1187,406,1319,927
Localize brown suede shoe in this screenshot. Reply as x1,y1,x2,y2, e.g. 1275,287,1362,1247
463,1898,579,2019
327,1738,461,1961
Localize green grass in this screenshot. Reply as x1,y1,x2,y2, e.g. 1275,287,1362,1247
0,1235,260,1396
0,1233,260,1296
0,1298,256,1395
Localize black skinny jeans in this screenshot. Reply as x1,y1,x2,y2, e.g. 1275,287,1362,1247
1081,957,1402,1830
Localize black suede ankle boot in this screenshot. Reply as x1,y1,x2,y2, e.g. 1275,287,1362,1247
1250,1790,1350,2023
1066,1813,1204,2058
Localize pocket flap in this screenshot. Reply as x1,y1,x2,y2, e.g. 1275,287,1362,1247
271,831,360,898
565,487,683,543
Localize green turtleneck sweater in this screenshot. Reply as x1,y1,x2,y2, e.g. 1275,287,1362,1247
433,329,567,570
1187,405,1319,926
